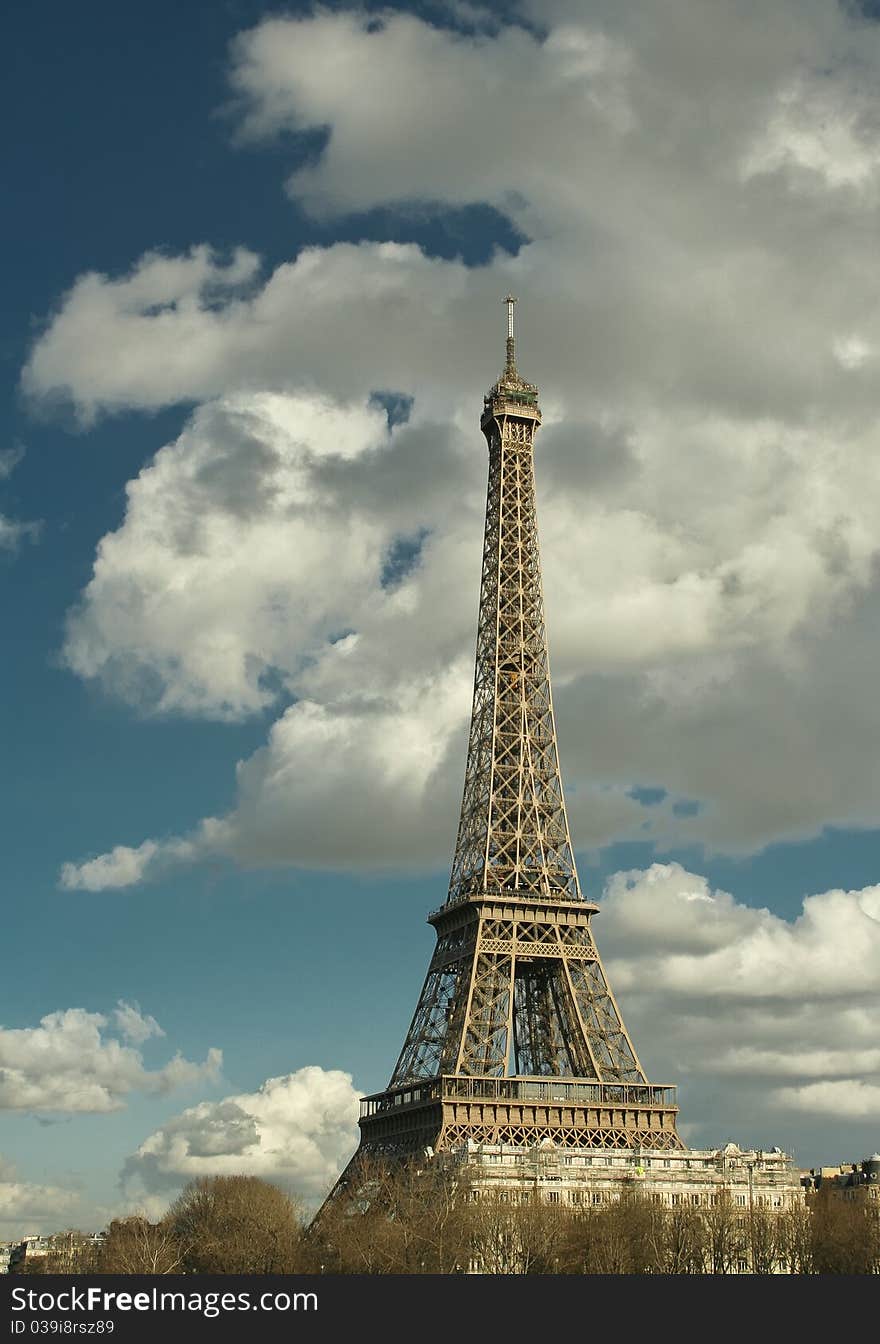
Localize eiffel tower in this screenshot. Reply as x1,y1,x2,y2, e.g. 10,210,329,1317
342,299,681,1177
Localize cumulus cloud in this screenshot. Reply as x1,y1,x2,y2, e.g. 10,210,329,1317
594,863,880,1147
113,1001,163,1045
60,842,162,891
0,1155,79,1236
0,1006,222,1113
600,864,880,998
60,393,407,719
59,838,204,892
774,1080,880,1119
741,70,880,190
21,240,474,425
17,0,880,881
121,1066,360,1210
23,247,260,425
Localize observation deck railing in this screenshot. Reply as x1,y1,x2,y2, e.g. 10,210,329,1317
360,1075,678,1119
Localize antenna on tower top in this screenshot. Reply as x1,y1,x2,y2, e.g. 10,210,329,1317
504,294,517,376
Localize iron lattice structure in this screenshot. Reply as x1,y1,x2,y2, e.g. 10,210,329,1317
336,300,681,1188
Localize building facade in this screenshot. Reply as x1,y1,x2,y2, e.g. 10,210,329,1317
453,1139,800,1209
801,1154,880,1202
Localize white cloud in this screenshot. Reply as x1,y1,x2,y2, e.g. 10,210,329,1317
600,864,880,998
122,1066,360,1210
0,1006,222,1113
60,842,161,891
21,240,473,424
719,1048,880,1079
59,838,203,892
23,247,260,425
113,1001,164,1045
0,1155,79,1237
593,863,880,1145
59,393,400,719
741,73,880,190
774,1079,880,1119
229,11,637,216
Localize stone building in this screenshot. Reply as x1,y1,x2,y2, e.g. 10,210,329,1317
448,1137,802,1211
801,1153,880,1203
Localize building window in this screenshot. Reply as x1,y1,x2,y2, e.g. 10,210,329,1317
692,1194,700,1206
548,1191,560,1205
736,1195,747,1207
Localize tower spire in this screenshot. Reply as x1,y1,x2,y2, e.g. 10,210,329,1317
504,293,517,377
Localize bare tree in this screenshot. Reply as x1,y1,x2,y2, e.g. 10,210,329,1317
777,1200,814,1274
468,1188,570,1274
315,1154,472,1273
702,1190,747,1275
560,1191,669,1275
652,1206,706,1275
97,1217,185,1275
746,1203,784,1275
166,1175,307,1274
810,1188,880,1275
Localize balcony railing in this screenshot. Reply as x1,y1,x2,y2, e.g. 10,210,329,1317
360,1075,678,1119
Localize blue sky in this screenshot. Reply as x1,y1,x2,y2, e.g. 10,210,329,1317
3,0,880,1233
